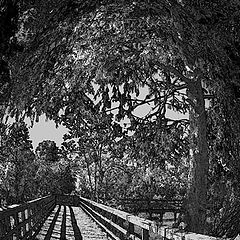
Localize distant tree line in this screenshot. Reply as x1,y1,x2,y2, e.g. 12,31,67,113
0,121,76,205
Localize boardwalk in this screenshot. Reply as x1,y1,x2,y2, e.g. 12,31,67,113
0,195,220,240
0,195,183,240
36,205,109,240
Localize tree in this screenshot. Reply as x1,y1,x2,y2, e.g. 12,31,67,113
62,111,124,200
0,121,35,204
34,159,60,196
34,139,77,196
34,140,60,195
36,140,60,162
111,122,189,201
55,2,209,232
58,165,76,194
176,1,240,233
205,83,240,237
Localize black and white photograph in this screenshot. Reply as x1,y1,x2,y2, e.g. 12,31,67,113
1,0,240,239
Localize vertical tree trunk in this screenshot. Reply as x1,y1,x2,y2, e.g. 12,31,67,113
186,79,209,233
94,161,98,201
84,154,94,195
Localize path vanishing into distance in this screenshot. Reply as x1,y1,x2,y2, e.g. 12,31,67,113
36,205,109,240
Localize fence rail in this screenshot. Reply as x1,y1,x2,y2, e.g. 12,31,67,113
79,196,156,240
0,196,55,240
0,195,219,240
0,195,173,240
101,198,183,222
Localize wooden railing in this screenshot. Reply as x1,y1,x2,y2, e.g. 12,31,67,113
0,196,55,240
117,198,183,210
78,196,157,240
0,195,218,240
115,198,183,221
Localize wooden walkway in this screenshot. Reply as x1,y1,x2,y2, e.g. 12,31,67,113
0,195,219,240
36,205,108,240
0,195,183,240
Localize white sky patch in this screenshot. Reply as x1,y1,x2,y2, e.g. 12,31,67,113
26,115,68,149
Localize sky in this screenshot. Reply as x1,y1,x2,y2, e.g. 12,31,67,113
27,116,68,149
27,109,188,150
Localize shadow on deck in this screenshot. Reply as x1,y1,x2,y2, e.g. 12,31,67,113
35,205,82,240
0,195,220,240
0,195,109,240
0,195,186,240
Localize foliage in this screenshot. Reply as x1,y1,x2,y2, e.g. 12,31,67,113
0,121,35,204
62,111,123,199
34,140,76,196
58,165,76,194
0,132,76,204
2,0,240,235
0,0,19,114
7,0,239,124
206,83,240,237
69,117,189,202
36,140,60,162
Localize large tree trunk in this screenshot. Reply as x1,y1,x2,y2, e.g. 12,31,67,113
186,79,209,233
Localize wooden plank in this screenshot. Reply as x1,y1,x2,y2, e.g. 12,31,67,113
69,206,83,240
127,221,134,237
80,203,121,240
80,197,152,230
142,228,149,240
0,196,56,240
0,196,55,219
6,216,13,240
0,217,6,238
26,208,32,236
44,205,61,240
31,205,56,239
21,210,26,236
80,201,127,235
14,212,20,240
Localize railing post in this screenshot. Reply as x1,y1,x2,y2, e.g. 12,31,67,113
14,212,20,239
142,228,149,240
22,210,26,237
0,217,5,239
174,211,177,222
32,205,36,228
5,216,12,240
127,220,134,238
27,207,33,237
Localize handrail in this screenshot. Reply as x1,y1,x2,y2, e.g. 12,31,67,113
102,197,183,222
0,195,218,240
0,195,55,240
78,196,157,240
117,198,183,209
101,198,183,203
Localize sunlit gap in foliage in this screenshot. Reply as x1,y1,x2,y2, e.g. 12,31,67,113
91,78,188,138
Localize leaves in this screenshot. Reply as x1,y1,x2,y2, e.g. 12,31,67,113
36,140,60,162
2,1,240,235
0,121,35,204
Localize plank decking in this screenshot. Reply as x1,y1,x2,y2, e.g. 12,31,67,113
35,205,109,240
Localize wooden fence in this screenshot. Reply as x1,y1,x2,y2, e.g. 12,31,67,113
0,196,55,240
79,196,157,240
116,198,183,221
0,195,219,240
